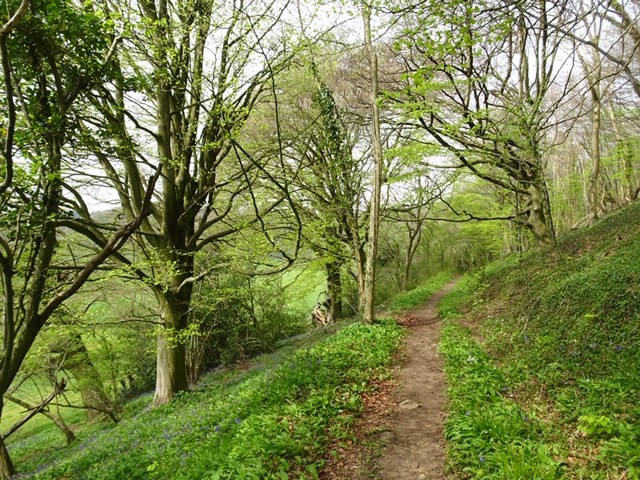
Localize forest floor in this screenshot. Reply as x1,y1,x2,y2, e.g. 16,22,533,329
320,278,460,480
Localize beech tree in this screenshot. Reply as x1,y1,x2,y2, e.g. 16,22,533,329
0,1,156,476
71,0,299,405
392,0,582,248
361,1,384,323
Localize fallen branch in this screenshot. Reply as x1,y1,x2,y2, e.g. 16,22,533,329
1,379,66,440
4,392,75,444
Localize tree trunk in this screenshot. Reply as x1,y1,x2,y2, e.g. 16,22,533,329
153,290,190,406
526,183,554,248
67,366,113,424
54,334,115,423
514,193,522,254
542,175,557,244
587,63,602,225
4,394,75,444
353,243,367,311
325,262,343,323
401,259,410,292
607,101,636,204
154,334,188,406
0,399,15,480
622,143,636,202
402,223,422,291
45,413,76,444
588,114,601,224
362,2,384,324
0,436,15,480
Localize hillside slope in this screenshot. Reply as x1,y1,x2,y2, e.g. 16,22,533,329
439,201,640,479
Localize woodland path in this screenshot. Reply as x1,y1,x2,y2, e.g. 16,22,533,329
376,278,460,480
319,279,459,480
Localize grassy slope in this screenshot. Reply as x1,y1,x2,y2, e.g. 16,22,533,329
4,265,323,464
13,320,401,480
386,271,453,312
439,201,640,479
7,273,456,479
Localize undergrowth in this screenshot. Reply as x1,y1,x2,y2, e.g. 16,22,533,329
439,202,640,479
441,323,564,479
387,271,452,312
18,320,403,480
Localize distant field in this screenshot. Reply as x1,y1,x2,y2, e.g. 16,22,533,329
4,376,86,447
281,264,326,312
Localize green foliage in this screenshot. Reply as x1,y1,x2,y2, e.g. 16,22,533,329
386,271,452,311
577,415,616,439
441,201,640,479
437,275,476,319
9,0,114,143
188,272,308,378
4,268,312,457
312,82,347,159
600,418,640,479
71,287,157,400
282,264,326,312
440,322,564,479
24,321,403,479
445,182,517,265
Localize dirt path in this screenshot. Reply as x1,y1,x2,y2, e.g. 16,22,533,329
376,278,459,480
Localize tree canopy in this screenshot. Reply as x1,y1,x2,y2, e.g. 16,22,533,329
1,0,640,477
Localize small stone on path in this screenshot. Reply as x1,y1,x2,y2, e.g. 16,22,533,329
398,399,421,410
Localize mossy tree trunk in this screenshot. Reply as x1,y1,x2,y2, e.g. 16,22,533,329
525,183,555,248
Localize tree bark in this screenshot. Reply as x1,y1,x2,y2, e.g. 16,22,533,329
0,399,15,479
0,436,15,480
606,101,636,204
4,394,75,444
353,242,367,311
401,253,412,292
152,289,191,406
583,51,603,225
51,334,115,423
402,222,422,291
525,183,554,248
362,2,384,324
588,98,601,225
154,334,188,406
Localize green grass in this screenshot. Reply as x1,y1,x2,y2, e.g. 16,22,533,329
439,201,640,479
3,377,86,440
4,257,492,478
386,271,453,312
14,319,403,480
437,275,475,319
9,266,462,479
440,322,564,479
282,264,326,312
